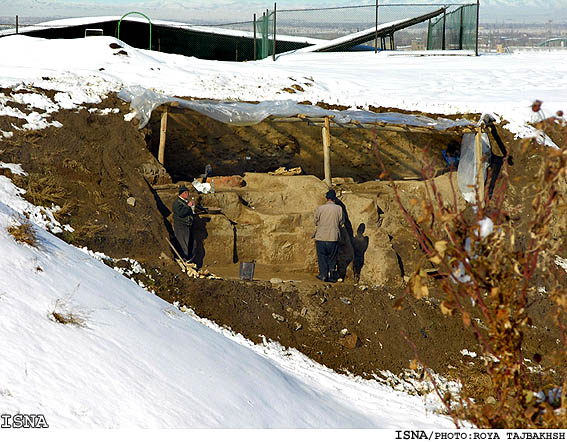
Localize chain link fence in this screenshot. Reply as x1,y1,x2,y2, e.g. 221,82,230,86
427,4,478,50
0,3,478,60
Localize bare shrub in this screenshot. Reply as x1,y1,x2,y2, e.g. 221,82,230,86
378,115,567,428
7,218,37,247
50,296,88,327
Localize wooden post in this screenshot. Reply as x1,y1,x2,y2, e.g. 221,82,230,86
158,108,168,165
322,116,332,187
475,125,484,204
16,15,18,34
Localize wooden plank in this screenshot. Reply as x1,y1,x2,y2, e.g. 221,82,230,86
322,116,332,187
270,117,474,135
475,125,484,204
158,108,168,165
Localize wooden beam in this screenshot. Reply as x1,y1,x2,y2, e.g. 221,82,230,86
270,117,474,135
158,108,168,165
322,116,332,187
475,125,484,205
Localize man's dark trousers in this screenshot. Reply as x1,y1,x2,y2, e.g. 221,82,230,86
316,240,339,280
174,223,196,261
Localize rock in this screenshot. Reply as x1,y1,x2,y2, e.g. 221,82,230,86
300,307,308,317
272,313,285,322
340,328,349,337
339,333,358,349
294,322,302,331
270,277,284,284
358,285,368,291
126,197,136,207
340,297,351,305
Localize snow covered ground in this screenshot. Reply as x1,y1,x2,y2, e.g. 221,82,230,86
0,32,565,430
0,34,566,137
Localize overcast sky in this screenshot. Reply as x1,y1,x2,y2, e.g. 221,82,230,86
0,0,565,23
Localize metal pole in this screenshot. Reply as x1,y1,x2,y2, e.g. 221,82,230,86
16,15,18,34
426,19,431,50
442,9,446,50
374,0,378,53
459,6,464,50
272,2,277,61
475,0,480,56
253,13,257,61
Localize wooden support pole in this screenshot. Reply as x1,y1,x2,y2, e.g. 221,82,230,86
475,125,484,204
158,108,168,165
322,116,332,187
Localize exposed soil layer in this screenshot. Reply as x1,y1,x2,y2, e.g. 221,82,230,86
1,90,565,399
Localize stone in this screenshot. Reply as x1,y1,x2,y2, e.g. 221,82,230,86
339,333,358,349
272,313,285,322
294,322,302,331
270,277,284,284
126,197,136,207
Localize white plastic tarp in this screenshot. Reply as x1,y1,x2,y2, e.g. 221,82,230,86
457,132,492,203
118,86,474,130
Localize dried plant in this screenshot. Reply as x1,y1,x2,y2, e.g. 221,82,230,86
7,217,37,247
377,112,567,428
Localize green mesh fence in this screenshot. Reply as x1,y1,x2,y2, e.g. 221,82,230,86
255,11,275,59
275,4,443,53
427,4,478,50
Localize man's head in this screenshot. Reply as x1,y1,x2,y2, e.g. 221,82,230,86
531,100,543,113
325,189,336,201
178,185,189,199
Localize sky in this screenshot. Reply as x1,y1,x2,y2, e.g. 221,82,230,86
0,0,566,23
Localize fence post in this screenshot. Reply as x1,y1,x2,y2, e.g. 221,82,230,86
253,13,257,61
272,2,277,61
261,11,267,59
16,15,18,34
475,0,480,56
442,9,446,50
426,19,431,50
459,6,464,50
374,0,378,54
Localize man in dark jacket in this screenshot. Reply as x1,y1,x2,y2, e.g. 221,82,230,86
172,185,196,262
314,189,344,282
